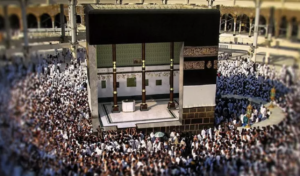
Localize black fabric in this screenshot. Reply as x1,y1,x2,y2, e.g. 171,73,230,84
85,7,220,46
184,56,217,86
98,93,179,103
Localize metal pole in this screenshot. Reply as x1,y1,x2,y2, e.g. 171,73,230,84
297,23,300,40
52,16,55,29
37,16,41,28
60,4,65,43
69,0,77,59
265,50,270,64
249,18,253,37
253,0,261,47
140,43,148,111
21,0,30,64
168,42,176,109
233,17,237,36
252,0,261,62
207,0,213,8
112,44,119,112
224,16,227,32
21,0,29,48
265,24,269,38
267,7,275,41
286,21,292,39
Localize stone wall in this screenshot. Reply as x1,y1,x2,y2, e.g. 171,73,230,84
182,106,215,133
135,106,215,134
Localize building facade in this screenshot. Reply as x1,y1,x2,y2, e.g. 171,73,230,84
0,5,85,30
0,4,299,40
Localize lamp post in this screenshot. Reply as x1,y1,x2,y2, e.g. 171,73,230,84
269,87,276,108
245,103,253,128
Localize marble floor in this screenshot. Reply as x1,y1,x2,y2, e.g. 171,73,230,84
99,99,180,128
237,102,285,133
250,102,285,128
222,94,285,132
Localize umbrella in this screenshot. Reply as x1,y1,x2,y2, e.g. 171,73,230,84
154,132,165,138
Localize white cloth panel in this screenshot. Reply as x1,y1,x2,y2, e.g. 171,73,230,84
183,85,216,108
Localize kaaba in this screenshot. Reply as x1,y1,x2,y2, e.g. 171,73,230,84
85,5,220,129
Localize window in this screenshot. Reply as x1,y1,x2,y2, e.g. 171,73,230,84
127,78,136,87
116,82,120,88
101,80,106,89
156,80,162,86
145,79,149,86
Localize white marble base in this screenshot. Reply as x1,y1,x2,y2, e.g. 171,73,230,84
99,99,179,128
122,100,135,112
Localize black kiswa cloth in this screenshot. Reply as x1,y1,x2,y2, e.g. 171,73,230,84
85,7,219,46
183,57,217,86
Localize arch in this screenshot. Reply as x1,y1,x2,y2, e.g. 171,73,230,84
226,14,234,32
9,14,20,29
236,15,242,32
220,13,235,32
220,14,227,31
54,13,67,28
279,16,287,36
0,15,4,31
291,17,298,37
258,15,267,35
237,14,250,33
245,17,255,34
259,15,266,25
27,14,37,28
40,13,52,28
76,15,81,24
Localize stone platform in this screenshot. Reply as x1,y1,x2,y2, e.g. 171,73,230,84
98,99,180,129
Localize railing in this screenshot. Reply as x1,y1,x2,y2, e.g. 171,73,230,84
27,28,71,38
6,28,73,39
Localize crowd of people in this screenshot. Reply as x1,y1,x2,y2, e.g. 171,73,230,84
216,56,292,101
0,50,299,176
215,55,297,127
214,97,272,127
